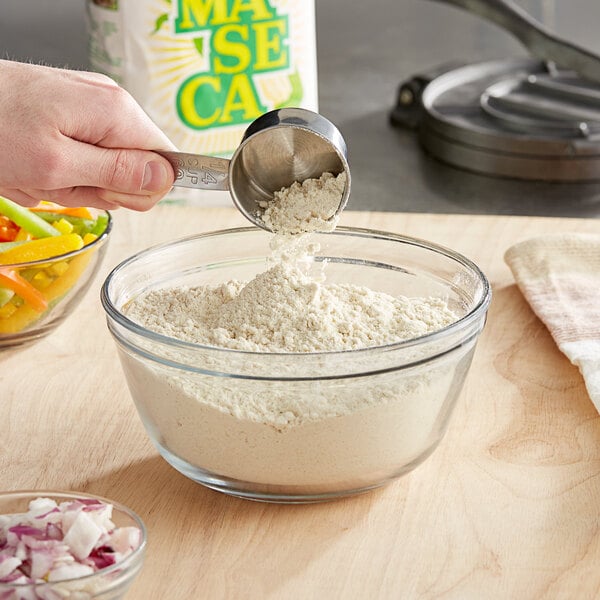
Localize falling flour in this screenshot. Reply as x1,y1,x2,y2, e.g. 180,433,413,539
121,175,468,493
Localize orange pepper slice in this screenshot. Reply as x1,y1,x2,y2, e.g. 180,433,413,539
30,202,93,220
0,269,48,312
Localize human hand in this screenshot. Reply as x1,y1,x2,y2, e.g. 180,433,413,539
0,59,176,211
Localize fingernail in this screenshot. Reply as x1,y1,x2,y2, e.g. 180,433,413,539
142,161,168,192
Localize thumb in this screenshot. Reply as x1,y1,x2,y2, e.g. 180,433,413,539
69,143,175,195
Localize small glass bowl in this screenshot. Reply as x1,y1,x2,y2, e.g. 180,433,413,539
0,490,146,599
0,210,112,348
102,227,491,503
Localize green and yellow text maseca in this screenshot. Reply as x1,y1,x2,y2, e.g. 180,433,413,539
174,0,290,129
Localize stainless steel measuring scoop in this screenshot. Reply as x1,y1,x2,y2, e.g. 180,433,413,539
158,108,351,232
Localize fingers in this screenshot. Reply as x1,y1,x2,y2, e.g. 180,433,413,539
0,189,39,207
2,139,175,210
25,64,177,198
86,144,175,196
45,140,175,200
4,138,175,209
15,185,168,211
0,61,178,211
55,187,165,211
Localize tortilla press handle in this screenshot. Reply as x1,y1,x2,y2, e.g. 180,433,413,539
428,0,600,85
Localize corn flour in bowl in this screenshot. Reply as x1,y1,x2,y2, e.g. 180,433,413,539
101,224,490,503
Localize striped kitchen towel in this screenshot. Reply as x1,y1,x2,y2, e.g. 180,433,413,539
504,232,600,413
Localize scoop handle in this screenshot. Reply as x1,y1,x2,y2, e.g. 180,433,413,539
159,151,230,191
430,0,600,84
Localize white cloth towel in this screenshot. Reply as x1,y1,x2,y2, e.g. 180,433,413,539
504,233,600,413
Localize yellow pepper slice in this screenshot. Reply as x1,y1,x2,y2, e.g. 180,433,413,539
0,233,83,265
15,229,32,241
52,218,74,235
0,246,95,333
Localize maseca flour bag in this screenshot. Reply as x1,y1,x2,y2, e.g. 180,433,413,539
87,0,318,157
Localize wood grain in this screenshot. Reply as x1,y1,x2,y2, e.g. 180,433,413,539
2,207,600,599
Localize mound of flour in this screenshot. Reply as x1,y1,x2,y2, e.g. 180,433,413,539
125,262,456,353
259,171,346,234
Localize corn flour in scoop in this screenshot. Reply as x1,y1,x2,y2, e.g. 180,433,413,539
159,108,351,233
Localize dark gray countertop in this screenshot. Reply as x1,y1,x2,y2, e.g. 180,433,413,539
3,0,600,217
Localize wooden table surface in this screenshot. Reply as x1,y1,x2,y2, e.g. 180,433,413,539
3,207,600,599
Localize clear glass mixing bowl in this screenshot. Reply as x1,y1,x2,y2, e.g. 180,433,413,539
0,210,112,348
101,227,491,503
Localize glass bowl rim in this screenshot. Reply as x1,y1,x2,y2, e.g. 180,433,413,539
0,210,112,269
101,225,492,358
0,488,146,588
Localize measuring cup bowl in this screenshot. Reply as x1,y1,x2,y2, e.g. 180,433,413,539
161,108,351,231
230,108,351,226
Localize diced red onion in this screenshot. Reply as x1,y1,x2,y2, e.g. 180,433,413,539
0,497,140,589
0,557,22,580
7,527,44,539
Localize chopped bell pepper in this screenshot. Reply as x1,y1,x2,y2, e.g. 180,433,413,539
0,269,48,312
52,218,74,235
0,301,17,319
0,287,14,308
48,261,69,277
0,216,19,242
35,213,96,237
14,228,32,241
0,248,94,333
0,241,28,253
32,270,53,289
0,233,84,265
31,202,94,220
0,199,108,334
